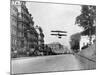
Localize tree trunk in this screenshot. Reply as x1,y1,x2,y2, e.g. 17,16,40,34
89,29,92,45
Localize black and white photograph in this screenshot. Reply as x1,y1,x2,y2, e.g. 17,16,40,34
11,0,96,74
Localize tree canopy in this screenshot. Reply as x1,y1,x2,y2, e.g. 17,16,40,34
75,5,96,36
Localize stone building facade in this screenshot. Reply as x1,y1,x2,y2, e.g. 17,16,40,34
11,1,39,57
35,26,44,55
11,5,18,54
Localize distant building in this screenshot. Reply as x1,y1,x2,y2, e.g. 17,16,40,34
47,42,67,54
80,35,96,51
70,32,96,52
35,26,44,51
79,36,89,51
26,26,38,52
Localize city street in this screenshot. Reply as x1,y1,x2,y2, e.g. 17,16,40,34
10,1,96,75
11,54,96,74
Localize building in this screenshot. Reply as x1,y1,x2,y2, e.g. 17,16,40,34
26,26,38,55
11,4,18,57
11,1,39,57
35,26,44,55
70,32,96,52
35,26,44,49
12,1,27,54
47,42,67,54
80,35,96,51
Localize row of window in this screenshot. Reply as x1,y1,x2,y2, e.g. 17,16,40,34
18,32,23,37
11,26,17,35
11,16,17,26
11,6,18,16
11,39,17,47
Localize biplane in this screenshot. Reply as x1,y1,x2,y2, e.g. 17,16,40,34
51,30,67,39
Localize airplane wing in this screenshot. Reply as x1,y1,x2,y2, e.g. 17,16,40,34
51,34,67,36
51,30,67,33
51,34,58,35
59,34,67,36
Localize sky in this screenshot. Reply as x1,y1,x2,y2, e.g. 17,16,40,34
26,2,83,48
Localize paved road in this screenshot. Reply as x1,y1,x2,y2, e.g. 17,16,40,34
11,54,96,74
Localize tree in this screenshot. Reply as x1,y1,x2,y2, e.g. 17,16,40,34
70,33,81,53
75,5,96,44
